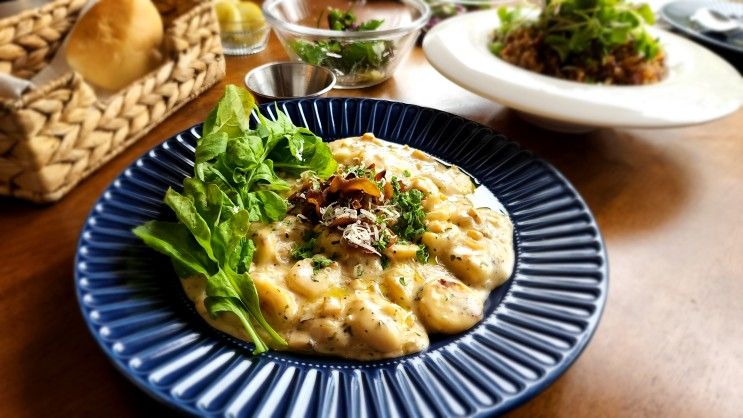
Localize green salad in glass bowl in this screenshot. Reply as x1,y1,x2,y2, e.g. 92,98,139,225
263,0,431,89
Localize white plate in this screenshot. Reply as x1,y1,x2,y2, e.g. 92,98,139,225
423,9,743,130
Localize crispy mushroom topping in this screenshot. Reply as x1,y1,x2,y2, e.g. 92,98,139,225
289,164,402,256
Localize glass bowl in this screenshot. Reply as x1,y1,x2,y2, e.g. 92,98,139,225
263,0,431,89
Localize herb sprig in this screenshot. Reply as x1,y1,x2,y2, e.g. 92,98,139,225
390,177,427,243
133,85,338,354
391,177,430,266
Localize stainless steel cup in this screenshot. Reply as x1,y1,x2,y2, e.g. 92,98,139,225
244,62,336,101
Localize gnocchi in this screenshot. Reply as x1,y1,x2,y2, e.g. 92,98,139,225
416,266,486,333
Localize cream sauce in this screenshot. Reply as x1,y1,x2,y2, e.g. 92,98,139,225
181,134,515,360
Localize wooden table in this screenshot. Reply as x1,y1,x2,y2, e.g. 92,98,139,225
1,34,741,418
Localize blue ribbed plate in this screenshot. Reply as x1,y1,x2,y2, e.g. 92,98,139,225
75,98,608,417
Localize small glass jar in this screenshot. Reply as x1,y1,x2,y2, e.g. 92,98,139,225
215,0,271,55
219,23,270,55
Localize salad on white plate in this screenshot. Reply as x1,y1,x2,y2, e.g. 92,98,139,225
422,0,743,131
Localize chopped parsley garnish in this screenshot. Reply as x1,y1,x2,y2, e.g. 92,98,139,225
388,177,431,267
353,264,365,277
346,164,376,180
416,245,429,264
399,276,407,286
390,178,427,243
381,256,390,269
372,228,394,254
311,255,333,270
291,232,318,260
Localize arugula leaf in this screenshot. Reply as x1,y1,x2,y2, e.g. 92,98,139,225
132,221,213,277
252,190,288,222
203,85,255,137
211,209,252,271
144,188,286,353
235,275,287,348
251,160,290,191
269,129,338,178
223,134,264,172
195,132,228,164
205,295,267,354
198,93,335,224
287,133,304,161
286,40,327,67
133,85,338,355
326,8,383,32
164,188,215,261
183,178,227,230
204,269,269,354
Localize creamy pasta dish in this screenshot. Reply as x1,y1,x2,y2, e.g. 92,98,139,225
180,134,515,360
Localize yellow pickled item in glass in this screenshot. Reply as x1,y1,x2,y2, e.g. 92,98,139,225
236,1,265,31
214,0,242,32
215,0,265,32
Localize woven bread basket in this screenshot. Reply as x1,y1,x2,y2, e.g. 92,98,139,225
0,0,226,203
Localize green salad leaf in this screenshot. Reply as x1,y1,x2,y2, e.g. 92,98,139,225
133,85,338,354
194,85,336,224
132,221,214,277
289,7,393,78
491,0,661,62
328,8,355,30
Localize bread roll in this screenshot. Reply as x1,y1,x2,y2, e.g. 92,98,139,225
66,0,164,91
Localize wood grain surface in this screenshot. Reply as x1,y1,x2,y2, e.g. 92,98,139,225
0,33,741,418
